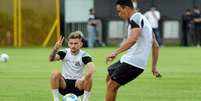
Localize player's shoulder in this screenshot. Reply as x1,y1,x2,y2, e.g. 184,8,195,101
59,48,69,53
131,12,143,19
80,50,91,57
129,12,145,28
130,13,143,22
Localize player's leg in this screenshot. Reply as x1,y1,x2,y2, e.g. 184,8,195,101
82,77,92,101
106,74,110,83
106,62,144,101
106,78,120,101
105,61,121,101
50,69,66,101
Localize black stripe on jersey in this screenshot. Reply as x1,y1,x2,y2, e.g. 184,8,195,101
82,56,92,64
141,20,144,28
129,20,140,28
57,51,66,60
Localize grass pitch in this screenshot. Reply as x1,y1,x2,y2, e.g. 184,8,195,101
0,47,201,101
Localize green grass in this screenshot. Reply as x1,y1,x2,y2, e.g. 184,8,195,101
0,47,201,101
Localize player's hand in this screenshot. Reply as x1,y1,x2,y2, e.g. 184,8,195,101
54,36,64,50
75,78,84,90
106,52,117,64
152,67,162,78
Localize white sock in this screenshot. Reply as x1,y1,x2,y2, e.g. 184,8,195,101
52,89,60,101
82,91,91,101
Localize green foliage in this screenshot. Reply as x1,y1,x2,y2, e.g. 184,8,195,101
0,47,201,101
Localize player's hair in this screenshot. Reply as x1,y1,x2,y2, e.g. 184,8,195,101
115,0,134,9
68,31,84,40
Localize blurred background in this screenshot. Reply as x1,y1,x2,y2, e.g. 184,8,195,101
0,0,201,47
0,1,201,101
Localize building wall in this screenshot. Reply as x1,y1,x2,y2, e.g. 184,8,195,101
93,0,201,45
95,0,201,20
62,0,201,45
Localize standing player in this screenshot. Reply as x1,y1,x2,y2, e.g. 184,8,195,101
49,31,95,101
105,0,161,101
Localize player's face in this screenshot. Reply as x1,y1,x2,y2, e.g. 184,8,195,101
116,5,128,20
68,38,83,53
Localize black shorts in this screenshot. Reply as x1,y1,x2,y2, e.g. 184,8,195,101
108,61,144,85
58,79,84,96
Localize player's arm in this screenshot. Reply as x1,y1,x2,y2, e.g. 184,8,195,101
75,56,95,90
82,57,95,81
152,32,161,78
49,49,60,62
49,37,64,62
106,21,141,63
115,28,141,54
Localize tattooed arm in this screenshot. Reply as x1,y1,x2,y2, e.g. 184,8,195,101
49,37,64,62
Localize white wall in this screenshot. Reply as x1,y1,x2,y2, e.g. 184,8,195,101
163,21,180,39
65,0,94,23
108,21,127,39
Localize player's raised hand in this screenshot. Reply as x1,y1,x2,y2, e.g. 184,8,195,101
106,52,117,64
152,67,162,78
54,36,64,50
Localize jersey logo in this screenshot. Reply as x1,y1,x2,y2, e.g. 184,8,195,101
75,61,81,66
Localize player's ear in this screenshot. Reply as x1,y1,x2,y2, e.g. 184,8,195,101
80,39,83,47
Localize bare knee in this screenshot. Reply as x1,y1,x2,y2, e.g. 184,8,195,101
107,79,120,92
51,70,62,80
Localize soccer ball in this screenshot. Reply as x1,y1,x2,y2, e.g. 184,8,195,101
63,93,81,101
0,53,9,62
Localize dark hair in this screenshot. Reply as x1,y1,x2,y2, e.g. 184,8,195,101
115,0,134,9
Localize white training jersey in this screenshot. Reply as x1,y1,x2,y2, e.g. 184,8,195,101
120,12,153,69
57,48,92,80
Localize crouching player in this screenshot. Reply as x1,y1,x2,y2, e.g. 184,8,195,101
49,31,95,101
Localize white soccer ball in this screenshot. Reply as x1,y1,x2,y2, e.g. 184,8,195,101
0,53,9,62
63,93,81,101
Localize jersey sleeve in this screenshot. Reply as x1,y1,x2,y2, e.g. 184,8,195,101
81,52,92,64
57,50,66,60
129,14,144,29
129,20,140,28
82,56,92,64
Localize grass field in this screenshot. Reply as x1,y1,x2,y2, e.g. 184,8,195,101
0,47,201,101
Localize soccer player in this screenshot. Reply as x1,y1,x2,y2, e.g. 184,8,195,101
49,31,95,101
105,0,161,101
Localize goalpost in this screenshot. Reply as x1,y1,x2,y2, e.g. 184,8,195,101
42,0,61,47
13,0,61,47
